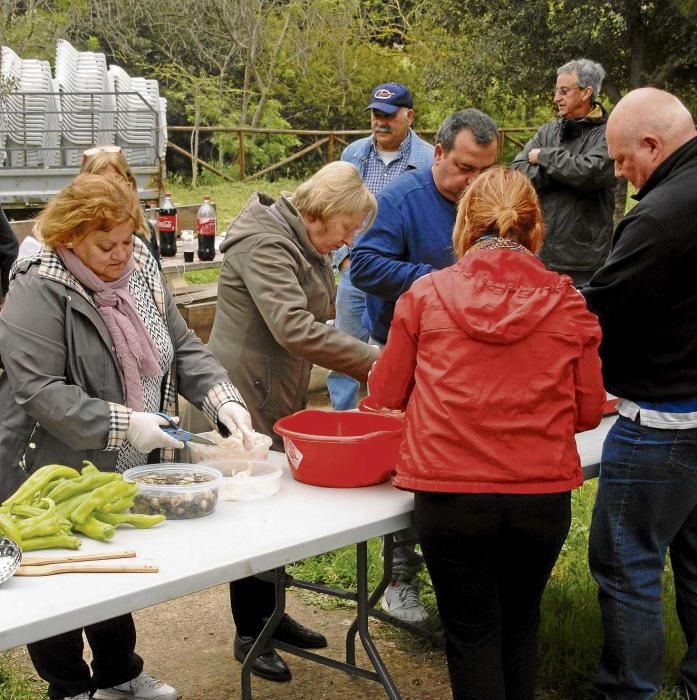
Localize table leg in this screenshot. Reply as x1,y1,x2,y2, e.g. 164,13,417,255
240,567,287,700
352,540,402,699
346,532,394,665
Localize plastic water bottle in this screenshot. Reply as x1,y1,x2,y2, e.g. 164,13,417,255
159,192,177,257
196,195,217,261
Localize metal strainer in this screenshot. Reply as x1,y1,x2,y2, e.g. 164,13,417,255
0,536,22,585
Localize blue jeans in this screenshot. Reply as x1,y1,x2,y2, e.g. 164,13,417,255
327,270,370,410
589,416,697,699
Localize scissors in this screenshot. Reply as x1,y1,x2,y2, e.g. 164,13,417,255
154,412,218,445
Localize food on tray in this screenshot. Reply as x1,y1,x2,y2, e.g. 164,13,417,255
187,429,273,463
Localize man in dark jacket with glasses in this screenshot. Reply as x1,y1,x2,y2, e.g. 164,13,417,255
511,58,615,287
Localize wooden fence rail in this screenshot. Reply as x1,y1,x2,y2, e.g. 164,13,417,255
167,126,536,181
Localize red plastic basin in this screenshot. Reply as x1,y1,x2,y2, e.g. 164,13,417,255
273,409,403,488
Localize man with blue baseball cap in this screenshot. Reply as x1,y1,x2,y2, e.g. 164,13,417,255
328,82,433,415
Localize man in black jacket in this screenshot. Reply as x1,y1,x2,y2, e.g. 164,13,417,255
511,58,615,286
0,207,19,310
583,88,697,699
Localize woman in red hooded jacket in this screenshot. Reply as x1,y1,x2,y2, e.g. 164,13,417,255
368,166,605,700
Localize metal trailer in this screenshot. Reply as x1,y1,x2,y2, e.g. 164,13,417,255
0,90,165,212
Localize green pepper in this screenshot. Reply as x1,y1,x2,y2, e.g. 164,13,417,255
22,534,81,551
94,511,165,528
55,492,93,520
69,481,137,525
81,461,100,474
0,514,23,548
2,464,80,506
46,471,121,503
6,504,45,518
16,498,70,539
98,495,135,514
72,515,116,541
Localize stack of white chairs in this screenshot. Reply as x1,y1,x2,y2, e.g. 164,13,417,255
54,39,116,166
109,65,162,164
0,40,165,168
1,46,61,167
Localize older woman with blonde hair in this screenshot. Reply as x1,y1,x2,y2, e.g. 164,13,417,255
0,173,254,700
200,160,380,682
368,166,606,699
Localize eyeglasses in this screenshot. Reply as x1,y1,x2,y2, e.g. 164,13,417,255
554,85,581,96
82,145,122,162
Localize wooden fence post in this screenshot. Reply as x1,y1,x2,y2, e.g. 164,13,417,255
238,130,245,180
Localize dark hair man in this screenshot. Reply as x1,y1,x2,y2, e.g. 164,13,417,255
350,107,498,624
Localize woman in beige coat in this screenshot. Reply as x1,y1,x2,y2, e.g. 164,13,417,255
208,161,379,683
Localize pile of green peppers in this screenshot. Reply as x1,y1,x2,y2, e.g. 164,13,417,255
0,462,164,551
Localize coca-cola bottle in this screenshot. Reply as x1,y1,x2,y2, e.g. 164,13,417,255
159,192,177,257
196,195,217,261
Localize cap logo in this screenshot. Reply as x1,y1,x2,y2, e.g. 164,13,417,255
374,89,396,100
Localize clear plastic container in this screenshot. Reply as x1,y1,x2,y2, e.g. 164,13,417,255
200,459,282,501
122,463,222,519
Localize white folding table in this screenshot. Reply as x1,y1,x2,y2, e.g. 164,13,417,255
0,414,616,698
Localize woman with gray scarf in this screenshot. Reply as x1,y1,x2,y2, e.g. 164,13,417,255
0,174,254,700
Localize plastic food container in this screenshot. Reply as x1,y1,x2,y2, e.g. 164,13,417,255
122,463,222,519
200,459,282,501
358,395,405,419
273,409,403,488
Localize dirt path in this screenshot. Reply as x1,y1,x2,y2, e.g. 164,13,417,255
11,585,450,699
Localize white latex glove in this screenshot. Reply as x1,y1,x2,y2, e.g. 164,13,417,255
218,402,256,451
126,411,185,452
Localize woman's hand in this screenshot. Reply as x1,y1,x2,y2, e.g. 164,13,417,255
218,402,256,451
126,412,185,452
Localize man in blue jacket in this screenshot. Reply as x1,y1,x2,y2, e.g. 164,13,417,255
351,108,498,346
583,88,697,698
350,108,498,623
328,83,433,411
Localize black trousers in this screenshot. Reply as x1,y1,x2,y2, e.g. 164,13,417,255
27,614,143,700
229,576,277,637
414,490,571,700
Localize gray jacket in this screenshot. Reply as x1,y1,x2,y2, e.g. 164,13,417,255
510,104,616,274
0,239,236,499
206,193,379,447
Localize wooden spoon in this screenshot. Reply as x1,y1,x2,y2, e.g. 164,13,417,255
21,550,137,566
14,562,158,576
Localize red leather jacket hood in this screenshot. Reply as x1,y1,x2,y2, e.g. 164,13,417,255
368,247,605,494
432,249,572,344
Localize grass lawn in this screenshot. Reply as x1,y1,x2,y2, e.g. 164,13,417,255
288,480,688,699
167,176,302,231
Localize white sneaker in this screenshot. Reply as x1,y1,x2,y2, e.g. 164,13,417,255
381,581,429,623
63,694,92,700
93,671,178,700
